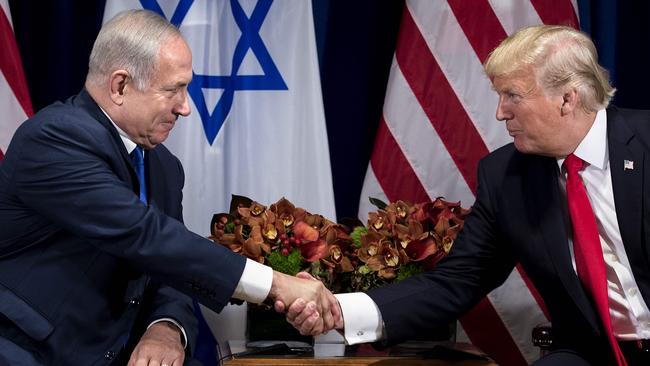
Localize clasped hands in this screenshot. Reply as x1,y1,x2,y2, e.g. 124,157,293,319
270,271,343,336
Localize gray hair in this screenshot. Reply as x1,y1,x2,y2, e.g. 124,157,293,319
485,25,615,112
87,9,181,90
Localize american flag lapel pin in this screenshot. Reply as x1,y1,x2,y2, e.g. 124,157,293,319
624,160,634,171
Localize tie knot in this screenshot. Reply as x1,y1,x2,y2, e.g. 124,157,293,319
130,146,144,166
563,153,584,176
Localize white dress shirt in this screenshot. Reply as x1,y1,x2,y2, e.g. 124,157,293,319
557,109,650,340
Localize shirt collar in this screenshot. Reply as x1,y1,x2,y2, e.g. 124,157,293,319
557,108,608,171
98,106,138,155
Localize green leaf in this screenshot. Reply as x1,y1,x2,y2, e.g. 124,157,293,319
395,263,425,283
266,249,304,276
350,226,368,248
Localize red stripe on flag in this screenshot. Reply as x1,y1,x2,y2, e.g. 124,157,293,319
397,7,489,194
447,0,508,63
530,0,579,28
370,118,430,204
460,298,529,366
0,6,33,117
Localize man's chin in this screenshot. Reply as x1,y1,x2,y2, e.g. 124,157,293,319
513,140,534,155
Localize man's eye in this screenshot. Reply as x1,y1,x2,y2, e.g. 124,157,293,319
506,92,522,103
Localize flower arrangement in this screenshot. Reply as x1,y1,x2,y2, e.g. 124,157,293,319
209,195,470,293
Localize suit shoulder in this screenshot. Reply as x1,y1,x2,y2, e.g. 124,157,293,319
607,106,650,147
16,96,107,142
478,142,548,179
479,143,521,171
155,144,182,165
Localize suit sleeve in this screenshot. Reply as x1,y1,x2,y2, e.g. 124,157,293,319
9,110,246,314
147,154,197,353
367,158,517,344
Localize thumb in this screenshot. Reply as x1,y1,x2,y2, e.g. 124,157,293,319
274,300,286,313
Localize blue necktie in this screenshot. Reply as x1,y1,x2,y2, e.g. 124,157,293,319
129,146,147,205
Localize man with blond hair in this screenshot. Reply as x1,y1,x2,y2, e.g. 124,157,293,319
286,25,650,366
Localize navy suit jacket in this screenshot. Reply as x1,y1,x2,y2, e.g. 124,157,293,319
368,107,650,364
0,89,246,365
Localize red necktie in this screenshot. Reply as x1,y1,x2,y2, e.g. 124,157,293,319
564,153,627,366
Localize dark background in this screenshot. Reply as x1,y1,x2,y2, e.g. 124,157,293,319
8,0,648,220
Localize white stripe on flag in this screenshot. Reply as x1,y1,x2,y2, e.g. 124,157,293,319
0,71,27,153
486,269,549,363
488,0,543,35
358,166,388,222
0,0,11,29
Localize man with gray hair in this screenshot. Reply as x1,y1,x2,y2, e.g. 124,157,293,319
286,25,650,366
0,9,337,365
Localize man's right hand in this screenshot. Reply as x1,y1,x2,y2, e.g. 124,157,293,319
273,272,343,336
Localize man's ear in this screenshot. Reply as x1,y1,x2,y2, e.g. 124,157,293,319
109,70,130,106
560,88,579,116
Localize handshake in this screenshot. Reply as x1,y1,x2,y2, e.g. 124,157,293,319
269,271,344,336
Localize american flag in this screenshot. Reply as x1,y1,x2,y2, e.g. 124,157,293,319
0,0,32,161
358,1,578,365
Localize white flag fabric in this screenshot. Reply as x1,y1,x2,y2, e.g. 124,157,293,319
103,0,336,236
0,0,33,159
358,1,578,365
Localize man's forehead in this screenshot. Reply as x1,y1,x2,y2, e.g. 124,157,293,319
492,69,536,91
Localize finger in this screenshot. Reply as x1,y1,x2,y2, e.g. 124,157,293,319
170,355,185,366
292,301,318,325
330,295,344,329
128,353,148,366
321,299,334,331
299,311,321,336
274,300,286,313
310,318,325,337
323,290,343,329
286,298,307,322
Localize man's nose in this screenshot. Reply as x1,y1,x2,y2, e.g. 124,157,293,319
175,90,191,117
495,97,512,121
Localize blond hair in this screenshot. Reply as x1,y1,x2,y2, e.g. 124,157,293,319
484,25,615,112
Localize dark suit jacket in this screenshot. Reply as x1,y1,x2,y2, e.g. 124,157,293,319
0,89,246,365
368,107,650,364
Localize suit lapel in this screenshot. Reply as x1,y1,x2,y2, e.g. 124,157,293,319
523,154,601,330
145,148,164,210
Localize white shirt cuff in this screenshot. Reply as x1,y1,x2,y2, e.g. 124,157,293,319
148,318,187,349
232,258,273,304
335,292,384,345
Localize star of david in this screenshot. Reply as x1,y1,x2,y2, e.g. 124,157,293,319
140,0,288,144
